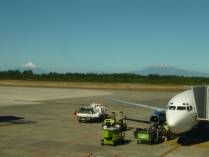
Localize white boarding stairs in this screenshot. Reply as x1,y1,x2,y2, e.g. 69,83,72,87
193,86,209,121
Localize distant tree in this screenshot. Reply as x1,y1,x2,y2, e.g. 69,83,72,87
22,70,34,79
0,70,209,85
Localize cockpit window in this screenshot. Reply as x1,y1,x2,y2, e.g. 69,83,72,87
187,106,193,111
177,106,186,110
169,106,176,110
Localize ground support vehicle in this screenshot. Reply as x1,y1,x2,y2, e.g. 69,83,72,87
76,103,108,122
102,111,127,131
134,124,170,145
101,127,125,146
134,128,154,144
160,124,175,140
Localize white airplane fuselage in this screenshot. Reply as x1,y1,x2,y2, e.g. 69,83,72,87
166,89,198,134
108,88,205,135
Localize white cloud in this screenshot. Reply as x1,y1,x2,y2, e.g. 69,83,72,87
21,62,36,69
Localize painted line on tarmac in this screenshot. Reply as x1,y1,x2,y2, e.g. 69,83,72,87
158,144,181,157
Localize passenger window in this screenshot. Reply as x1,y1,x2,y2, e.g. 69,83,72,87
177,106,186,110
169,106,176,110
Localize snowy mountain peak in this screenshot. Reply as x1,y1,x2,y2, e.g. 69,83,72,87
153,64,169,68
159,64,168,68
21,62,36,69
18,62,47,74
134,65,209,77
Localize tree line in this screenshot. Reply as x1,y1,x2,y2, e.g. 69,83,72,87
0,70,209,85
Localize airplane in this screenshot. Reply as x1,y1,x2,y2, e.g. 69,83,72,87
108,86,209,139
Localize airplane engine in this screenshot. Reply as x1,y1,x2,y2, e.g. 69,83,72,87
149,111,166,124
150,115,159,123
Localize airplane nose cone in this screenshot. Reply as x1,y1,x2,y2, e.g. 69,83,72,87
167,119,176,128
167,121,179,133
166,110,191,134
166,111,181,134
167,119,178,133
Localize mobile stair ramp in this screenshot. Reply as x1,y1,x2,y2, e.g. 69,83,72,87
193,86,209,121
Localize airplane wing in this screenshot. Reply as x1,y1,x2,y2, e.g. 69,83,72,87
107,98,166,111
125,116,151,124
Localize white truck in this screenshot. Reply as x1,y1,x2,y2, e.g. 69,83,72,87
76,103,108,122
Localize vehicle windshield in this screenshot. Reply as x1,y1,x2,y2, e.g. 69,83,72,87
78,107,94,114
177,106,186,110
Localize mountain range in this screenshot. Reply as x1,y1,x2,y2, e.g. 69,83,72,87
13,63,209,77
17,67,47,74
134,64,209,77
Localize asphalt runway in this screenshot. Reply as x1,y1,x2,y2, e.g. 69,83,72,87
0,86,209,157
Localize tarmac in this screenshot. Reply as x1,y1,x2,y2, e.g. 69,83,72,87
1,86,209,157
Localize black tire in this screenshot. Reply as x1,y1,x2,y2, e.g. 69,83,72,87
137,140,140,144
178,137,186,145
101,140,104,146
120,138,125,144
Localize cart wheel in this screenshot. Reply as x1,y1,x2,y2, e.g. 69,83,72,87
121,138,125,144
101,140,104,146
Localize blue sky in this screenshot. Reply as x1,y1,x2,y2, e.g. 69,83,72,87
0,0,209,73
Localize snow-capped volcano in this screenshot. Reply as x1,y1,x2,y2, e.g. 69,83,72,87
135,64,209,77
17,62,47,74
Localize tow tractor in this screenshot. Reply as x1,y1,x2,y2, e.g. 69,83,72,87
76,103,108,122
134,124,173,144
102,111,127,131
101,127,125,146
134,128,153,144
